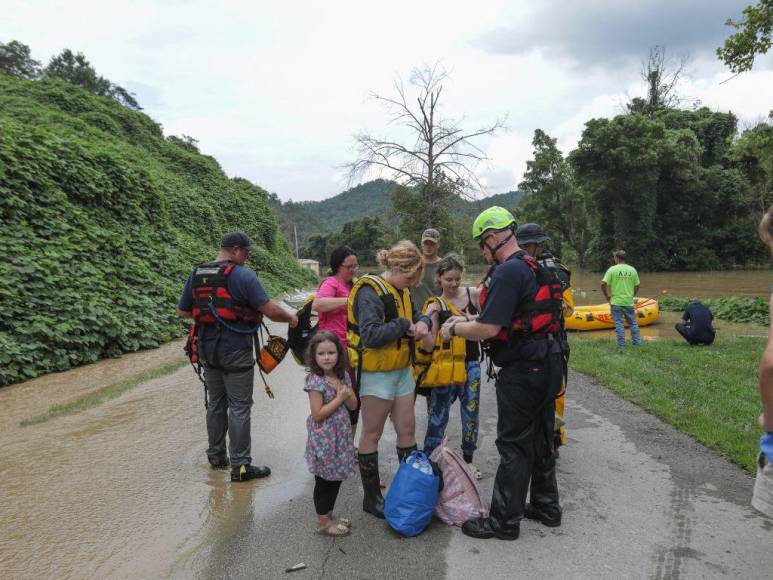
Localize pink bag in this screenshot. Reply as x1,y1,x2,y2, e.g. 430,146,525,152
429,438,489,526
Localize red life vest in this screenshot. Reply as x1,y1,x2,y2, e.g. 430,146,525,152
190,261,262,327
479,253,564,342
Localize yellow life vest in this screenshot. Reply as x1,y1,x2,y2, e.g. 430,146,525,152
347,274,412,373
414,296,467,388
563,287,575,317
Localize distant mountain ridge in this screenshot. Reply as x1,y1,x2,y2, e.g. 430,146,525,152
272,179,523,247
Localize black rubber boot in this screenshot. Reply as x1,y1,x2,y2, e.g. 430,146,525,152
396,444,418,463
358,452,385,519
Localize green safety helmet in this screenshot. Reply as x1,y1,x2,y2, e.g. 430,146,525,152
471,206,516,239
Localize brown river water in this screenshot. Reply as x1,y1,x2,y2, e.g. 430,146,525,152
462,267,772,340
2,270,770,576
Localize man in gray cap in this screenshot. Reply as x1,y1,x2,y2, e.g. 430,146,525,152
516,223,572,458
177,231,298,482
411,228,442,309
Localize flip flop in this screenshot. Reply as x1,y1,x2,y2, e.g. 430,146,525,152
318,522,350,537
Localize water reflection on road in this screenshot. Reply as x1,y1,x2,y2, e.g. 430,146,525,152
0,324,311,579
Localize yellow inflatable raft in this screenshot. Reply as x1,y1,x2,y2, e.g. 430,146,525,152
566,298,660,331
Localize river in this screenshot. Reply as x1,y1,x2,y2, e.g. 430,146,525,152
463,267,771,340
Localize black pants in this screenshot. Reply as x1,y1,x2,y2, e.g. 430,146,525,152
314,476,342,515
675,323,715,345
489,353,562,533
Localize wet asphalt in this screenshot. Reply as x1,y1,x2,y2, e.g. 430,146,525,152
3,326,773,579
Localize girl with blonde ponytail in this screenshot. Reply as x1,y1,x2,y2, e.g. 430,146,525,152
347,240,432,519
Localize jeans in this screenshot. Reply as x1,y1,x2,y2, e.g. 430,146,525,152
611,305,641,347
423,360,481,458
203,348,255,467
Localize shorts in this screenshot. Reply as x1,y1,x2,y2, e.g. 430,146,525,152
752,452,773,518
359,367,415,400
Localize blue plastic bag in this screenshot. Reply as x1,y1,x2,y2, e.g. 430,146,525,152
385,451,441,537
761,433,773,461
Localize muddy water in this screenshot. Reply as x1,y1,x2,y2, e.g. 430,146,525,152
0,323,311,579
462,266,771,340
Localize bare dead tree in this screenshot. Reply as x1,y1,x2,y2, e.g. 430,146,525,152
627,46,699,116
345,64,505,201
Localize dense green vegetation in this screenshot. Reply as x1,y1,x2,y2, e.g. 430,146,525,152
521,106,772,271
718,0,773,74
0,73,316,386
660,295,770,326
569,334,765,472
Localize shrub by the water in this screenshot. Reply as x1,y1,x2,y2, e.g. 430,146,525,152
659,295,769,326
0,74,317,386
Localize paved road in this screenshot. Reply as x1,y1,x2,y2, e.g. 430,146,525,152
4,329,772,579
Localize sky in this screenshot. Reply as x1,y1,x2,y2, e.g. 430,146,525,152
4,0,772,202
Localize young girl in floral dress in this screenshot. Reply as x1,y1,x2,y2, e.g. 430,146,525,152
304,331,359,536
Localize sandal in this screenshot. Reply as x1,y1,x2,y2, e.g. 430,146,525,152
467,463,482,480
333,516,352,528
319,522,350,537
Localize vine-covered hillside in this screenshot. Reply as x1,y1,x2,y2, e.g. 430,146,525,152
0,74,316,386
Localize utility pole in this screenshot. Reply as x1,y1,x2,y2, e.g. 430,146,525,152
293,224,299,259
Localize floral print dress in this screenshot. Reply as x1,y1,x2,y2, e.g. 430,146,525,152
304,373,358,481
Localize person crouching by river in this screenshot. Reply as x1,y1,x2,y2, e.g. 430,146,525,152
348,241,431,518
312,245,360,435
753,208,773,518
303,331,358,536
417,254,483,479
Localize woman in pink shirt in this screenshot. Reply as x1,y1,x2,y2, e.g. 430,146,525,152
313,245,360,430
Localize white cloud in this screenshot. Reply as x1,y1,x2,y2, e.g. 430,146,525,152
3,0,771,201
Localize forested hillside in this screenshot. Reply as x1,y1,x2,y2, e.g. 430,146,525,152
0,73,316,386
274,180,523,264
270,179,396,248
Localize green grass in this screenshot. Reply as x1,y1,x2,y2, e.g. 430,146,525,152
569,334,765,472
20,358,188,427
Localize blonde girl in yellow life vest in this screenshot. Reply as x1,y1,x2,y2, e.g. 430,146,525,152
416,254,484,479
347,240,431,519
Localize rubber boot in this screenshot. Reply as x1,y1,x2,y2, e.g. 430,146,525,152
358,452,385,519
396,444,418,463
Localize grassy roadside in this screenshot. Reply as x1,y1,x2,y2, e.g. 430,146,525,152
568,334,765,473
20,358,188,427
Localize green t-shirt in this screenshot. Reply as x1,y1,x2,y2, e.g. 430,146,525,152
602,263,640,307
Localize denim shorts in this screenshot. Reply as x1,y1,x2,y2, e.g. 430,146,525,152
359,367,415,400
753,452,773,518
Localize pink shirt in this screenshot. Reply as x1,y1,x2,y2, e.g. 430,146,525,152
316,276,352,348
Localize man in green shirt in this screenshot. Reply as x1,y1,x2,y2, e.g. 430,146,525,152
601,250,641,348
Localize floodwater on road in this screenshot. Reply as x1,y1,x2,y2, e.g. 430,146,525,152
0,325,311,579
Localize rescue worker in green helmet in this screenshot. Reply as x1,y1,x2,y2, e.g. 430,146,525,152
439,207,563,540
